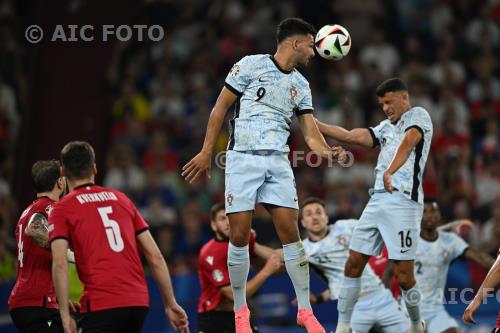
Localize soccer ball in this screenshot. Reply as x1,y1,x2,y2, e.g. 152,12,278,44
315,24,351,61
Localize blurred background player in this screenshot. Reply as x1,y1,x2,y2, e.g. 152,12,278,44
317,78,433,333
8,160,69,332
296,197,409,333
197,202,283,333
463,248,500,330
48,141,189,333
413,198,494,333
182,17,346,333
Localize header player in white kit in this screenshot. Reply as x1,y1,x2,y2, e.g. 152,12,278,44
317,78,432,333
183,18,346,333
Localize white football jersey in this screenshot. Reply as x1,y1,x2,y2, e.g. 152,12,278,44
415,230,468,305
303,219,383,300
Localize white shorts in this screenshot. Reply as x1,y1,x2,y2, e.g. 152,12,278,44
224,150,298,214
349,191,423,260
421,303,459,332
352,288,410,333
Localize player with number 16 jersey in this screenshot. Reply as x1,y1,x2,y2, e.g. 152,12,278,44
49,183,149,312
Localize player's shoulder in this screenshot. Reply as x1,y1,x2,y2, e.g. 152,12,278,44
373,119,391,130
237,54,270,68
292,69,310,86
31,197,55,215
437,230,464,243
200,239,227,256
334,219,357,232
407,106,431,120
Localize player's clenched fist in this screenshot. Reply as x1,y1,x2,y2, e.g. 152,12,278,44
330,145,347,163
165,302,190,332
182,150,212,183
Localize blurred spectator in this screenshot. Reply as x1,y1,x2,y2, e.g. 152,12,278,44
0,217,15,282
359,29,400,77
103,144,146,197
142,130,180,173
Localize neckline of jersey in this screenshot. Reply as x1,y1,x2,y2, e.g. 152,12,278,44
269,55,292,74
307,228,330,243
73,182,96,190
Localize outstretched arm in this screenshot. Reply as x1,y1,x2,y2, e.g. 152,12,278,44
464,248,495,269
298,114,346,161
463,254,500,324
137,230,190,332
182,87,237,183
383,128,422,192
316,119,375,148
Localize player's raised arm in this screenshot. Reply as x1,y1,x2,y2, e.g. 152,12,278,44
464,248,496,269
297,113,347,162
137,230,190,332
315,119,375,148
181,87,238,183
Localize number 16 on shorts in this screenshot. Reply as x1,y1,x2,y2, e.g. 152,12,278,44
398,230,412,254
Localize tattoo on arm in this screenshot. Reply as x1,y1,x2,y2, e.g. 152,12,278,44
25,212,49,249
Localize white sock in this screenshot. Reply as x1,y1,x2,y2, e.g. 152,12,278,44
337,276,361,325
401,284,422,325
228,242,250,311
283,241,311,310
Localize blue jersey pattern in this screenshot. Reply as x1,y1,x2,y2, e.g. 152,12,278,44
224,54,313,152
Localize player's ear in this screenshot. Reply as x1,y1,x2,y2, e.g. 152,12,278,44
92,163,97,176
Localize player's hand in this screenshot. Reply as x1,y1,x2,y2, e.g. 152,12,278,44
62,315,77,333
452,219,475,234
181,150,212,184
383,170,393,193
463,297,480,325
250,229,257,238
330,145,347,164
68,300,81,315
165,302,190,332
263,252,283,275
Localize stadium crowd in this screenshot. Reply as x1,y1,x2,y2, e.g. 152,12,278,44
1,0,500,295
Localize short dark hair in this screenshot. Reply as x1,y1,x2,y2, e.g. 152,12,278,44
210,202,225,221
375,78,408,97
300,197,326,210
60,141,95,180
299,197,326,219
276,18,316,44
32,159,60,193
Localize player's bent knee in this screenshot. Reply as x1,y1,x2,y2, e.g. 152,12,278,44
344,258,364,277
395,271,416,289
